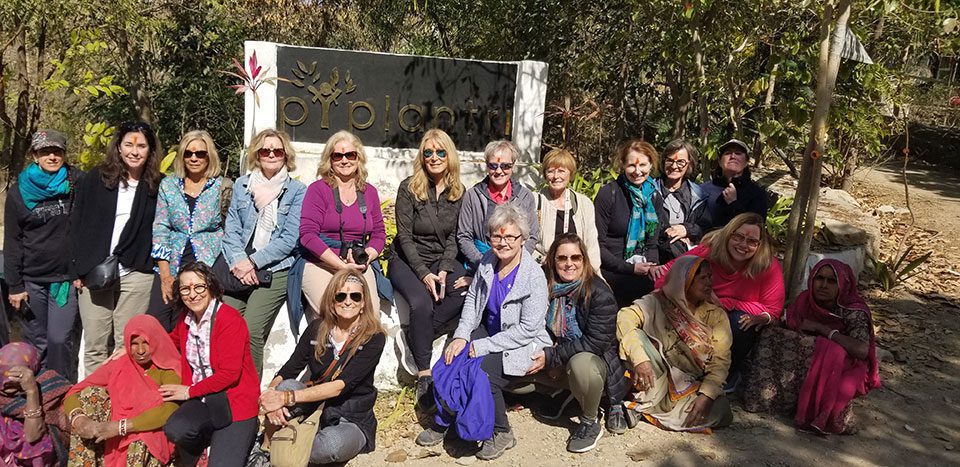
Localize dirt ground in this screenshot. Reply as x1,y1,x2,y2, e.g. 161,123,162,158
354,160,960,467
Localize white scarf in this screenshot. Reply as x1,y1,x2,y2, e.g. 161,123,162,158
248,166,288,252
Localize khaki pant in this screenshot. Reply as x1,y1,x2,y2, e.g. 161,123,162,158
521,352,608,421
78,271,154,375
301,262,379,319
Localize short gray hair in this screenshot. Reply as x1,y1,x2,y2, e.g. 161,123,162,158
487,203,530,239
483,140,520,164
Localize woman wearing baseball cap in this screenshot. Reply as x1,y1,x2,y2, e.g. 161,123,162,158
699,139,768,230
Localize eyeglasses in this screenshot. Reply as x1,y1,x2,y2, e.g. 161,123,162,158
184,150,208,159
555,254,584,264
490,233,522,244
335,292,363,303
487,162,514,172
423,149,447,159
331,151,359,162
257,147,286,159
178,284,208,296
730,232,761,249
664,158,688,168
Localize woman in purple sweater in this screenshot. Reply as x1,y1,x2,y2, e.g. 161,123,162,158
299,131,386,317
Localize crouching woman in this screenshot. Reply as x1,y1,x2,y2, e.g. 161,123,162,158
617,256,733,431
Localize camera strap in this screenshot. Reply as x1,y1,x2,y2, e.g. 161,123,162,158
333,186,368,248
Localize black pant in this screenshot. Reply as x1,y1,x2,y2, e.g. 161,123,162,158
147,274,178,332
471,327,513,433
727,309,760,376
602,269,654,308
389,256,467,371
164,399,259,467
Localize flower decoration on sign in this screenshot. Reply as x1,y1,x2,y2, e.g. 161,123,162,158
221,51,284,107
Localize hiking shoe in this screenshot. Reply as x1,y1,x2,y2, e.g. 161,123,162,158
539,390,576,420
415,375,435,411
605,405,628,435
624,406,640,429
476,429,516,460
567,417,603,453
723,371,741,394
415,425,447,447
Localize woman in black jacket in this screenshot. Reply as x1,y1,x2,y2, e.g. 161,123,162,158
4,130,81,381
654,139,711,262
698,139,768,230
527,233,627,453
388,129,469,407
71,121,163,375
594,140,663,307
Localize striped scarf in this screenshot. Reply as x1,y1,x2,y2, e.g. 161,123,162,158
546,280,583,340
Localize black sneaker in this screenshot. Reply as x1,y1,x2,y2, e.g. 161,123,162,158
539,390,576,420
723,371,741,394
476,429,516,460
567,417,603,453
415,375,435,410
605,405,628,434
415,425,447,447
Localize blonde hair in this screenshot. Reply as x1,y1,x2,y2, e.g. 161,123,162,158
318,130,368,191
245,128,297,173
409,129,464,202
313,269,385,361
540,148,577,178
703,212,773,278
483,140,519,163
174,130,221,179
614,139,660,177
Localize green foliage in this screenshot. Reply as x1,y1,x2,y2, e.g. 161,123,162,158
379,199,398,273
766,195,793,245
572,167,617,201
77,122,115,170
870,246,932,292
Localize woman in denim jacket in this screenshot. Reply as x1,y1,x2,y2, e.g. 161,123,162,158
221,128,306,375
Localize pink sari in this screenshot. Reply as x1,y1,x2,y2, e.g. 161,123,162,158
785,259,881,433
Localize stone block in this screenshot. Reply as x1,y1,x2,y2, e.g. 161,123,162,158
822,218,869,246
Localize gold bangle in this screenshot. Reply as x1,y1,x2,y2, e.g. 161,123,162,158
23,407,43,419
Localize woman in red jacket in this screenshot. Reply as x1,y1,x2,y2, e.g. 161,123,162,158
159,262,260,466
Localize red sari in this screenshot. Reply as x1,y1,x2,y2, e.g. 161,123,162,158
785,259,881,434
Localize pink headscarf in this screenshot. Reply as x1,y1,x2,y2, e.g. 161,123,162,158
786,259,881,433
67,315,182,465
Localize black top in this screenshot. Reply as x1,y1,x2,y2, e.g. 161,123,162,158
71,167,158,277
391,177,462,279
180,194,198,264
554,209,577,236
705,176,768,230
594,181,662,275
276,320,386,453
3,167,82,292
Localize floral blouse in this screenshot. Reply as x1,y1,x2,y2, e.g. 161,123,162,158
152,176,226,275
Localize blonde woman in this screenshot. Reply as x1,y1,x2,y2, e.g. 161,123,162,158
149,130,230,331
299,131,386,320
534,148,601,271
388,129,469,407
261,269,386,464
221,128,307,375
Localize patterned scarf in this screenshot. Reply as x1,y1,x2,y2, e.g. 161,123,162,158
18,163,69,210
248,166,288,252
657,256,715,370
619,174,659,259
546,280,583,340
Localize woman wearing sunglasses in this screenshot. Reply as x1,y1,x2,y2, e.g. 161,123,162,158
389,129,469,409
221,128,306,375
72,121,163,375
162,262,260,466
259,269,385,465
653,139,711,263
149,130,231,331
651,213,784,392
299,130,386,321
457,140,540,271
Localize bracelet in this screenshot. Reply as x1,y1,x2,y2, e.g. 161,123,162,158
69,408,86,426
119,419,128,437
827,329,839,340
289,390,297,406
23,407,43,419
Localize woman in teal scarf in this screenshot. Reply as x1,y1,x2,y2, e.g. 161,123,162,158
595,139,663,307
3,130,82,382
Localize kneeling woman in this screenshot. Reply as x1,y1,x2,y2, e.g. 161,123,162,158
617,256,733,432
260,269,385,465
743,259,879,434
162,262,261,466
66,315,181,466
530,233,626,452
417,204,551,461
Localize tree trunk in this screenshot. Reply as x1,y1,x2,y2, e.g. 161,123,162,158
692,1,711,180
782,0,853,299
754,61,779,168
11,27,31,176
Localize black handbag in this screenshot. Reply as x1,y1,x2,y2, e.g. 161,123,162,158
85,252,121,291
212,254,272,294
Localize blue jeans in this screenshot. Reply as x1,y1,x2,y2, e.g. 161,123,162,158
276,380,367,464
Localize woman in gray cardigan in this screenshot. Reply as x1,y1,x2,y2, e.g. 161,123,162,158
417,203,550,461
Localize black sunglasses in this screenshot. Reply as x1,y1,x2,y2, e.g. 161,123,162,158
184,150,208,159
335,292,363,303
332,151,359,162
